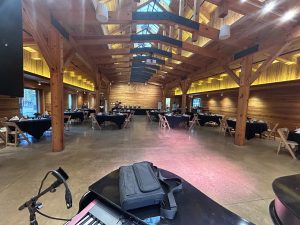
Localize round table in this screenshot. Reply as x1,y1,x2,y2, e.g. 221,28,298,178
96,114,126,129
83,169,255,225
16,118,51,139
165,115,190,128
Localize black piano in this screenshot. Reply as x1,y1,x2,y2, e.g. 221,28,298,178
269,174,300,225
68,169,255,225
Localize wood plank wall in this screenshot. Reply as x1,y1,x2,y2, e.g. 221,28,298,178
109,83,162,108
201,83,300,129
0,95,19,118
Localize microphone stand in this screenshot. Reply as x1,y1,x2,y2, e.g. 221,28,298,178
19,181,60,225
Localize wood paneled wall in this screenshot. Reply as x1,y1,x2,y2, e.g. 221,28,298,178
110,83,162,108
0,95,19,118
201,83,300,130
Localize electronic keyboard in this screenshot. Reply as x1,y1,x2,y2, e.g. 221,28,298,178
66,199,146,225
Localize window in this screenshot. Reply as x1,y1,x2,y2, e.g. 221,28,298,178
192,98,201,108
68,94,72,110
20,88,39,117
165,98,171,109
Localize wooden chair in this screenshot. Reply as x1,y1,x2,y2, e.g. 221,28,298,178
189,114,200,131
264,122,279,140
64,115,71,131
2,122,31,147
220,119,235,136
123,113,132,128
90,113,101,130
0,118,8,144
160,115,170,130
277,128,297,159
146,111,152,122
158,114,164,128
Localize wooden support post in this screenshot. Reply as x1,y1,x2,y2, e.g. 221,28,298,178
180,79,191,113
217,0,228,18
49,26,64,152
161,86,167,110
192,0,203,42
177,0,185,54
95,72,101,113
234,56,253,146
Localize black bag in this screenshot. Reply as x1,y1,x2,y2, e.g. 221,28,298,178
119,161,182,219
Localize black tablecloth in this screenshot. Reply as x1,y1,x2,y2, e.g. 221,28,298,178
83,109,96,116
96,114,126,129
64,112,84,122
165,115,190,128
16,119,51,139
199,115,222,126
134,109,157,115
288,132,300,152
149,111,165,121
88,169,255,225
227,120,268,140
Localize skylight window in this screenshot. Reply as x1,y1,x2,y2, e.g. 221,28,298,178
136,1,163,39
134,42,152,48
137,1,163,12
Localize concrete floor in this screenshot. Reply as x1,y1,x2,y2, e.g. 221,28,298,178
0,116,299,225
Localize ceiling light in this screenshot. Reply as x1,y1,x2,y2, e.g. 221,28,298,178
281,9,298,22
240,0,247,3
95,2,108,23
38,82,41,86
262,1,276,14
219,25,231,40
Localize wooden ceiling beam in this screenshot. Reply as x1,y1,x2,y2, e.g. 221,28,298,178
106,11,219,40
80,35,222,59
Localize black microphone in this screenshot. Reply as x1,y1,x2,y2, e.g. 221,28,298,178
51,167,72,209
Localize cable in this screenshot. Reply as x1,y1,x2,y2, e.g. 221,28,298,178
36,209,70,222
38,171,52,195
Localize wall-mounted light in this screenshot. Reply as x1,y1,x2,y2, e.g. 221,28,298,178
31,52,42,60
207,94,209,97
38,82,41,86
221,92,224,97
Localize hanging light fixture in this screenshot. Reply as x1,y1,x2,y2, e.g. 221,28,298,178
219,25,231,40
93,0,109,23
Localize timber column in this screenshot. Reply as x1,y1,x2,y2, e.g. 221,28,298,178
234,56,253,146
161,85,167,110
95,72,102,113
49,26,64,152
180,79,191,113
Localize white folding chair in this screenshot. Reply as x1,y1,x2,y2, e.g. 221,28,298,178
64,115,71,131
220,119,235,136
90,114,101,130
277,128,297,159
146,111,152,122
189,114,200,131
123,113,132,128
161,116,170,130
3,122,31,147
264,122,279,140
